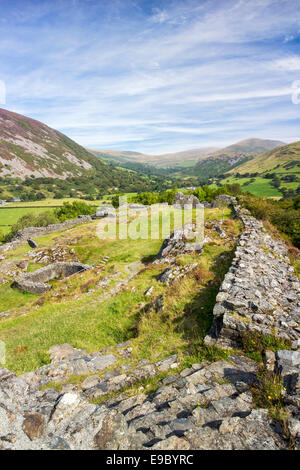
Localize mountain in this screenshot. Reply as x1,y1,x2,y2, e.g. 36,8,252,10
182,138,286,180
209,138,285,158
90,147,220,168
0,108,104,179
228,141,300,175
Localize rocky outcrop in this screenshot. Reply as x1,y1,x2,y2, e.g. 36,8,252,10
12,262,91,294
173,192,201,208
156,223,202,262
210,195,237,208
205,204,300,349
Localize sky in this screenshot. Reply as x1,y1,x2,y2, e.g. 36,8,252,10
0,0,300,154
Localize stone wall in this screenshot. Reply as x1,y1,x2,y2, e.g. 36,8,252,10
205,202,300,349
12,215,92,241
12,261,91,294
0,216,92,254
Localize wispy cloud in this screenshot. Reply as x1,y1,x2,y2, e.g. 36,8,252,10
0,0,300,152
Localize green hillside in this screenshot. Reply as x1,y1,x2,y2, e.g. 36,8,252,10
228,141,300,175
221,141,300,198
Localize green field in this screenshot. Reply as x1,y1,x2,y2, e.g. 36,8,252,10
221,176,283,197
0,197,110,235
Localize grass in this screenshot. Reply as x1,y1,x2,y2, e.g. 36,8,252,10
250,365,292,443
0,283,38,312
0,207,239,374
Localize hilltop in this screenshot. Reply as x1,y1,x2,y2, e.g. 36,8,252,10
210,138,285,157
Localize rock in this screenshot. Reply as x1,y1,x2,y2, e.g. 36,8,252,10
144,286,154,296
81,375,100,391
276,350,300,368
287,418,300,438
22,413,45,440
27,239,38,249
88,354,117,372
173,192,202,209
48,344,88,363
12,262,91,294
263,350,276,371
151,435,191,450
94,410,129,450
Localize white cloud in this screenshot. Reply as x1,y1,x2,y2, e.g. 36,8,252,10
273,56,300,71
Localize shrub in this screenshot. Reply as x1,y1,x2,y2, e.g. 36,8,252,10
54,201,94,222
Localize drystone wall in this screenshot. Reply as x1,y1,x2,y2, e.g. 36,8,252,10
12,215,92,241
0,216,92,254
12,262,91,294
205,203,300,350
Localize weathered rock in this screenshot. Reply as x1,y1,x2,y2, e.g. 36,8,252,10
173,192,201,209
94,410,129,450
22,413,45,440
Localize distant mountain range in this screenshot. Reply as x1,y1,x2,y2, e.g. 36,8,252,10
183,138,286,179
89,147,220,168
0,108,294,190
90,139,285,170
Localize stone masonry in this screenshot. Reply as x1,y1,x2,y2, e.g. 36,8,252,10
205,202,300,349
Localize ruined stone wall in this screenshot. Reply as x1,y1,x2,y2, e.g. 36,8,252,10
0,216,92,254
12,262,91,294
12,215,92,241
205,203,300,349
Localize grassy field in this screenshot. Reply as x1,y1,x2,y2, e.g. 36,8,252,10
0,206,240,374
221,175,283,197
0,197,112,235
0,206,56,235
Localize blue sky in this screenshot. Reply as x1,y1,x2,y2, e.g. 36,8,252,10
0,0,300,154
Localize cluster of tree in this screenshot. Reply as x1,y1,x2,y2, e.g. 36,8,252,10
54,201,95,222
193,183,242,202
112,188,178,208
